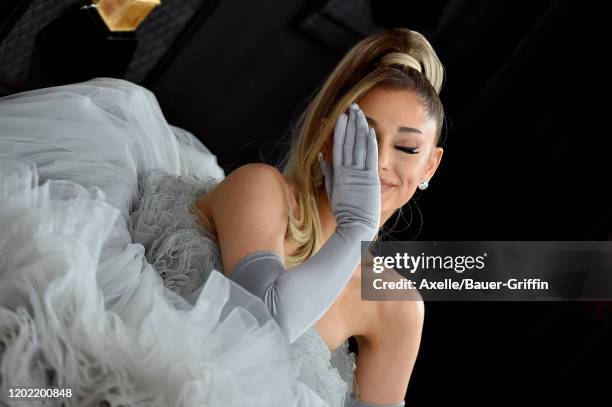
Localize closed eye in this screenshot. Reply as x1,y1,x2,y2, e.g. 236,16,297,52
395,146,419,154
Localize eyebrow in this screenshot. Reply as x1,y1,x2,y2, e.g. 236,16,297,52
365,116,422,134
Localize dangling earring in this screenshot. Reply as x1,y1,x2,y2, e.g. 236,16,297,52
417,179,429,190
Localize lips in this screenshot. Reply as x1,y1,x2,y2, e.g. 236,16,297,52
380,181,396,192
380,179,397,189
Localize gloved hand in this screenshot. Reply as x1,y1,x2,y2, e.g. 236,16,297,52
229,102,382,343
318,102,381,237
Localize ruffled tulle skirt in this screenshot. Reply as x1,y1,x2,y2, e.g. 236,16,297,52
0,78,354,406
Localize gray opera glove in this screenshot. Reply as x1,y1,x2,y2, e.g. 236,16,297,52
229,103,381,343
319,103,381,233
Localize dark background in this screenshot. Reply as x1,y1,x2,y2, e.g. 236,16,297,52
1,0,610,405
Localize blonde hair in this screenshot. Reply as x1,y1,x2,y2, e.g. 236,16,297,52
278,28,445,268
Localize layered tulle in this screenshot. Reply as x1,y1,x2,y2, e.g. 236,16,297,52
129,170,358,407
0,78,356,407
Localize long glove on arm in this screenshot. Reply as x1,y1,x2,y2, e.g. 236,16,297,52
229,103,381,343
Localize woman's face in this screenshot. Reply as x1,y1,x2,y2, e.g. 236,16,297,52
322,86,444,224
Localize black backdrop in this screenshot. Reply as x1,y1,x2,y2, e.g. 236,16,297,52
1,0,610,405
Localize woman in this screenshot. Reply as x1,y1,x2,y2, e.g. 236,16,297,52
0,28,444,406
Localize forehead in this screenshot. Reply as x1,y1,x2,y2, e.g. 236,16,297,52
357,86,436,138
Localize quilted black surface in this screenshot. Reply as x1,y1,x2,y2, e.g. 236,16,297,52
0,0,211,94
298,0,382,53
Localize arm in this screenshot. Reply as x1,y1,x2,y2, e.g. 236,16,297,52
210,163,374,344
230,221,374,343
211,104,381,343
352,296,425,407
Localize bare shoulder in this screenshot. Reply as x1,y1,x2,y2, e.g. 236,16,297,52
210,163,287,198
206,163,292,277
353,270,425,346
374,296,425,343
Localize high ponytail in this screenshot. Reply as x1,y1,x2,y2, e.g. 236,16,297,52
278,28,445,268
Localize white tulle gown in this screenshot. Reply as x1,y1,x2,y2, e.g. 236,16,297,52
0,78,357,407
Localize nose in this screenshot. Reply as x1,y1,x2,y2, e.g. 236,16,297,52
377,139,391,171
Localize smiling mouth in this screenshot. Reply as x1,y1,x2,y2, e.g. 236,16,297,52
380,184,395,192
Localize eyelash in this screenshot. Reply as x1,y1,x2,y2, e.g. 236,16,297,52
369,126,418,154
395,146,419,154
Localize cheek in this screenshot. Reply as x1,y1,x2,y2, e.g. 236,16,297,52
401,176,419,189
393,155,429,186
392,168,420,203
393,164,420,188
398,182,418,201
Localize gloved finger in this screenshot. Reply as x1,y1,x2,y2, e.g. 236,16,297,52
344,104,358,167
333,112,348,170
365,126,379,172
354,108,368,170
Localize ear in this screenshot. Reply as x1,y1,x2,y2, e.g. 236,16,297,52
423,147,444,181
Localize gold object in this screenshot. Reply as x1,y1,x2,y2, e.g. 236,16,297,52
93,0,161,32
